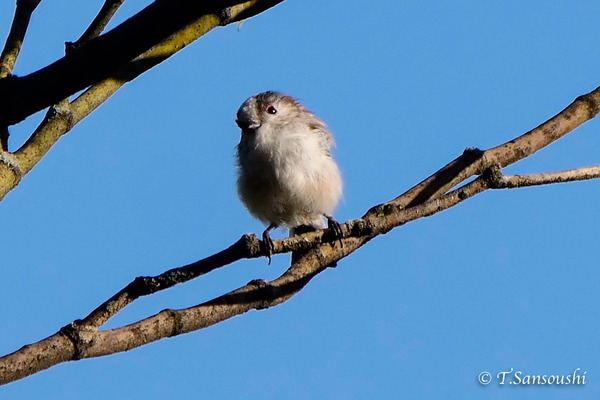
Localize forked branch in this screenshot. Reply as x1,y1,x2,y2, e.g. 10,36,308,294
0,0,283,127
0,86,599,385
0,0,282,200
65,0,126,53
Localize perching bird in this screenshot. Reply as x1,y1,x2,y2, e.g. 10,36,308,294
235,91,343,262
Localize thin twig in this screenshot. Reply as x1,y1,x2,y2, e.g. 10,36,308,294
66,0,125,53
81,234,263,328
485,165,600,189
380,87,600,212
0,0,41,78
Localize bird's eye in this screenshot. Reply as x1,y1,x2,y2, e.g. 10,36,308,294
265,105,277,115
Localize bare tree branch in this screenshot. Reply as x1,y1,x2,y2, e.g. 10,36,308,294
0,0,283,127
379,86,600,213
485,165,600,189
0,0,42,150
81,234,263,329
0,1,280,202
65,0,125,53
1,85,599,385
0,0,41,78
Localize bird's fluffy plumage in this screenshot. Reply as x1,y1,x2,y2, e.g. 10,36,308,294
236,91,342,230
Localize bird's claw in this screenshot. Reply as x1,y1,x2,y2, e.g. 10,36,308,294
326,215,344,248
261,230,275,265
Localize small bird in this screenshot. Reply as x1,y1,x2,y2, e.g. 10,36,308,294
235,91,343,262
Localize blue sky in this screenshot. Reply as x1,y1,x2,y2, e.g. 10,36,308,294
0,1,599,399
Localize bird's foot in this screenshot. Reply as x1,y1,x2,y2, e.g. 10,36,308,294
325,215,344,248
261,229,275,265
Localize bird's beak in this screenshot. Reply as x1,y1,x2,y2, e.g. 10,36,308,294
236,119,260,131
